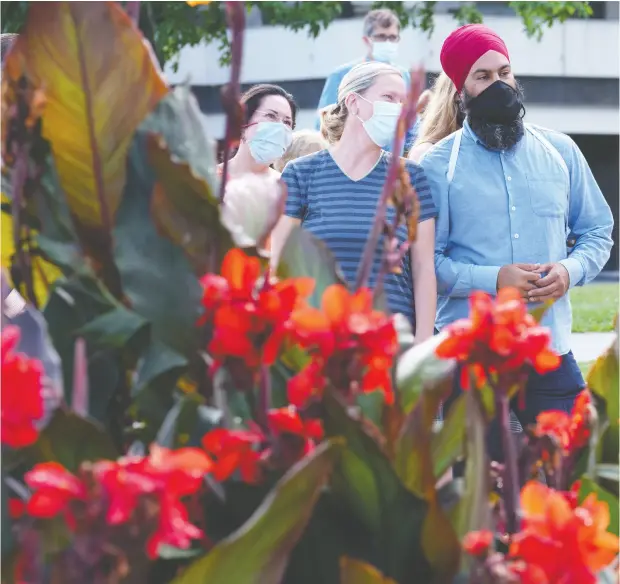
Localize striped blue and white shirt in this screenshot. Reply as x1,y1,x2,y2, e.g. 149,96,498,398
282,149,437,325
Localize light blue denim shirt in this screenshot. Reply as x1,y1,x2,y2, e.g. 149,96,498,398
315,59,420,154
420,119,614,355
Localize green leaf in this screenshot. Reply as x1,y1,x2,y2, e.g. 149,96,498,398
394,375,460,582
277,225,347,309
322,392,432,582
144,85,234,276
34,408,118,472
156,393,221,448
449,392,491,573
171,440,342,584
431,394,465,480
578,477,619,537
114,127,203,358
340,557,398,584
587,330,619,425
132,342,189,440
75,306,150,351
43,278,121,421
529,299,554,323
396,333,456,414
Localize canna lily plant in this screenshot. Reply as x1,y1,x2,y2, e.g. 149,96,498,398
1,2,618,584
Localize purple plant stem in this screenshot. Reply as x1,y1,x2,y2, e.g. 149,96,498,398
71,337,89,416
355,67,425,291
496,390,521,535
258,364,271,430
125,1,141,25
219,1,246,204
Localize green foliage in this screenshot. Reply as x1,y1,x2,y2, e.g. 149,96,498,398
172,440,342,584
1,1,593,69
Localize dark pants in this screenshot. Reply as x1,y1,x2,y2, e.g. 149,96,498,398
444,350,586,465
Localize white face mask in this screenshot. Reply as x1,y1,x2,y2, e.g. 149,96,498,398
354,94,402,148
372,41,399,64
246,121,293,165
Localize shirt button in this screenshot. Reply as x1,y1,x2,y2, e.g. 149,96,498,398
511,206,516,211
514,233,520,239
507,176,512,181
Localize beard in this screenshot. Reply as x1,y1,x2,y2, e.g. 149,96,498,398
461,81,526,151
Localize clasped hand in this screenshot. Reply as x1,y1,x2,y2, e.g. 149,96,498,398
497,262,570,302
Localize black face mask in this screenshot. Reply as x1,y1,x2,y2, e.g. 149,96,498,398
467,80,524,124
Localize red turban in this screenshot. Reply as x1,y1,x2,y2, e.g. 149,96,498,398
440,24,510,92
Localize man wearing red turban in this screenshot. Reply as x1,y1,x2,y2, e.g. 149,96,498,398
420,24,614,464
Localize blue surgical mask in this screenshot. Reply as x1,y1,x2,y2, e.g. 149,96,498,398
247,122,293,165
355,94,402,148
372,41,399,64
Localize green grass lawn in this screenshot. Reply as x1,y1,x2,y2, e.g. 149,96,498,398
570,283,618,333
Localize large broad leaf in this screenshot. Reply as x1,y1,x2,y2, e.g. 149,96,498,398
171,440,341,584
396,332,456,415
587,326,619,426
431,394,466,480
394,375,460,583
322,392,432,583
449,392,492,573
340,558,398,584
3,1,167,232
43,278,122,422
277,226,347,309
31,408,117,472
142,85,232,275
578,477,619,537
114,130,203,358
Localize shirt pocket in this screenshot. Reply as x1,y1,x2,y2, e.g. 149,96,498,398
527,177,568,218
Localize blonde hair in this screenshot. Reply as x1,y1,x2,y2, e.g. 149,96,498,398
320,61,402,144
415,72,461,147
273,130,327,172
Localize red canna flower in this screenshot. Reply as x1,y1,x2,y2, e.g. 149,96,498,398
8,498,26,519
1,326,44,448
266,406,324,464
202,427,265,484
535,389,592,453
198,249,314,375
288,285,398,407
509,481,620,584
435,288,561,390
462,529,494,556
146,495,204,559
24,462,87,527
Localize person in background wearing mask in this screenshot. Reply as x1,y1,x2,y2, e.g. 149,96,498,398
273,62,438,344
315,9,424,154
420,25,613,460
219,84,297,179
273,130,328,173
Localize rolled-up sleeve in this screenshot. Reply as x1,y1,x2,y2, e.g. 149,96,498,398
559,139,614,287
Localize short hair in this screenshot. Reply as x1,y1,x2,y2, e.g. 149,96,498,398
363,9,400,38
240,83,298,129
273,130,327,172
1,33,18,65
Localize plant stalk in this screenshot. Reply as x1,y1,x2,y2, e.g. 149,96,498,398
219,1,246,203
258,364,271,429
355,67,424,290
496,391,521,535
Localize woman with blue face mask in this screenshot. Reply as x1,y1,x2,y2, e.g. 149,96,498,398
220,84,297,180
272,62,438,344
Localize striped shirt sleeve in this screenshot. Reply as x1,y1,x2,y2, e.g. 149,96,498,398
282,161,307,220
405,159,437,222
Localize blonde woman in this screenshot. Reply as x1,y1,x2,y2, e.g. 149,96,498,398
272,61,437,343
407,72,463,163
273,130,328,173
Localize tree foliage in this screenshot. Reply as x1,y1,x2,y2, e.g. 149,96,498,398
1,1,593,69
